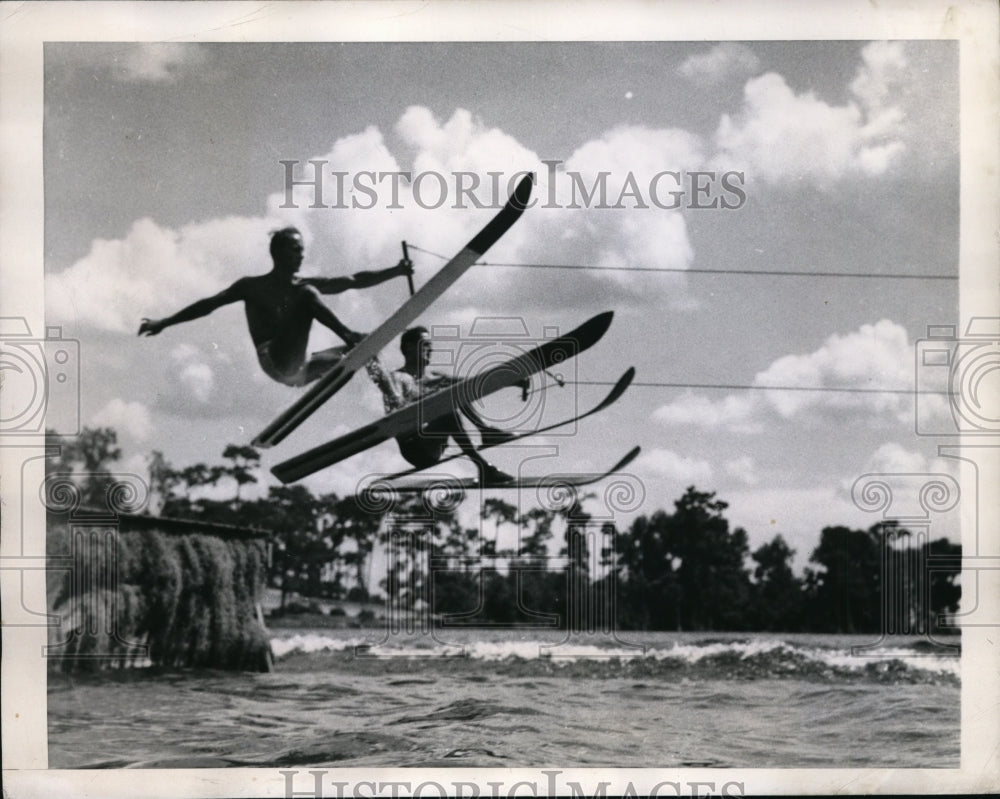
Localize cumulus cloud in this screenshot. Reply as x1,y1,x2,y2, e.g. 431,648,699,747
653,393,760,433
270,110,542,308
392,109,703,309
48,128,408,335
653,319,917,431
858,442,957,477
510,125,706,309
47,216,275,333
637,447,713,483
713,42,907,187
50,105,712,339
678,43,761,84
148,342,259,419
849,42,908,118
396,106,538,183
755,319,913,418
91,398,152,442
318,108,706,311
179,361,214,404
842,443,962,534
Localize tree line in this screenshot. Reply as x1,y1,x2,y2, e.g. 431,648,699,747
46,427,961,634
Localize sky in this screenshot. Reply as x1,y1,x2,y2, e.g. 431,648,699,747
43,40,962,570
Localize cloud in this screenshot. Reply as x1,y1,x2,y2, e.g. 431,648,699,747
637,447,713,483
349,108,705,311
725,455,760,486
849,42,908,118
841,443,962,535
46,216,275,333
510,125,705,309
678,43,761,84
49,106,714,340
859,442,956,476
712,42,907,187
653,319,916,431
755,319,913,418
117,44,209,83
179,362,214,404
91,398,152,442
396,106,538,181
653,393,760,433
54,43,210,84
149,343,257,418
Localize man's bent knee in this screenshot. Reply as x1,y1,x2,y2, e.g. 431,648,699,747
303,347,348,383
397,435,446,469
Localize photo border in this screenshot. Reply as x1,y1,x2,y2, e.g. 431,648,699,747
2,1,997,795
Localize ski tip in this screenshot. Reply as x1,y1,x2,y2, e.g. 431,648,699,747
252,428,280,448
468,172,535,254
594,366,636,410
510,172,535,210
616,445,642,471
582,310,615,338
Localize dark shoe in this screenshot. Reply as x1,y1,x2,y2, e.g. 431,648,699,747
479,427,516,447
481,464,515,486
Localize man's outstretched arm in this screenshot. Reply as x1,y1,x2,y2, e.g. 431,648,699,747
138,282,243,336
305,286,364,346
303,259,413,295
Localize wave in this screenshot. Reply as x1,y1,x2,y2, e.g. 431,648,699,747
269,632,959,684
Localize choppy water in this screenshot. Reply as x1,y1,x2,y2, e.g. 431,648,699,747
48,629,959,769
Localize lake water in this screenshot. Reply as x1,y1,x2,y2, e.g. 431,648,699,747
48,629,959,769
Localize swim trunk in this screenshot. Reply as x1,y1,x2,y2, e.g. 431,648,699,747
257,342,349,387
256,341,308,387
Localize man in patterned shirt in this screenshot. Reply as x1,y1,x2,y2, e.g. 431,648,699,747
367,326,515,484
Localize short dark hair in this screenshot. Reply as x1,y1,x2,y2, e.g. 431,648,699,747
269,226,302,258
400,326,429,353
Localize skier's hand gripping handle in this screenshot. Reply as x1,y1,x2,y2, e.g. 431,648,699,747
138,318,166,337
400,241,415,296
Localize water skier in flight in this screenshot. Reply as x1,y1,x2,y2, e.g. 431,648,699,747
137,226,412,387
366,326,516,485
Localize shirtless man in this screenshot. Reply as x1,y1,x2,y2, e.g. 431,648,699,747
138,227,412,387
366,326,515,484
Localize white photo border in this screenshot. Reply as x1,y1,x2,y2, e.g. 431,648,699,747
2,1,998,796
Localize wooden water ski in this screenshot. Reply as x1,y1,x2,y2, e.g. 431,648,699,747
271,311,614,484
379,367,636,481
369,445,642,495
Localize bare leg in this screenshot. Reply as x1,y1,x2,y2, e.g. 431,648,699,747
457,402,515,446
440,412,513,483
447,416,493,470
405,411,512,483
